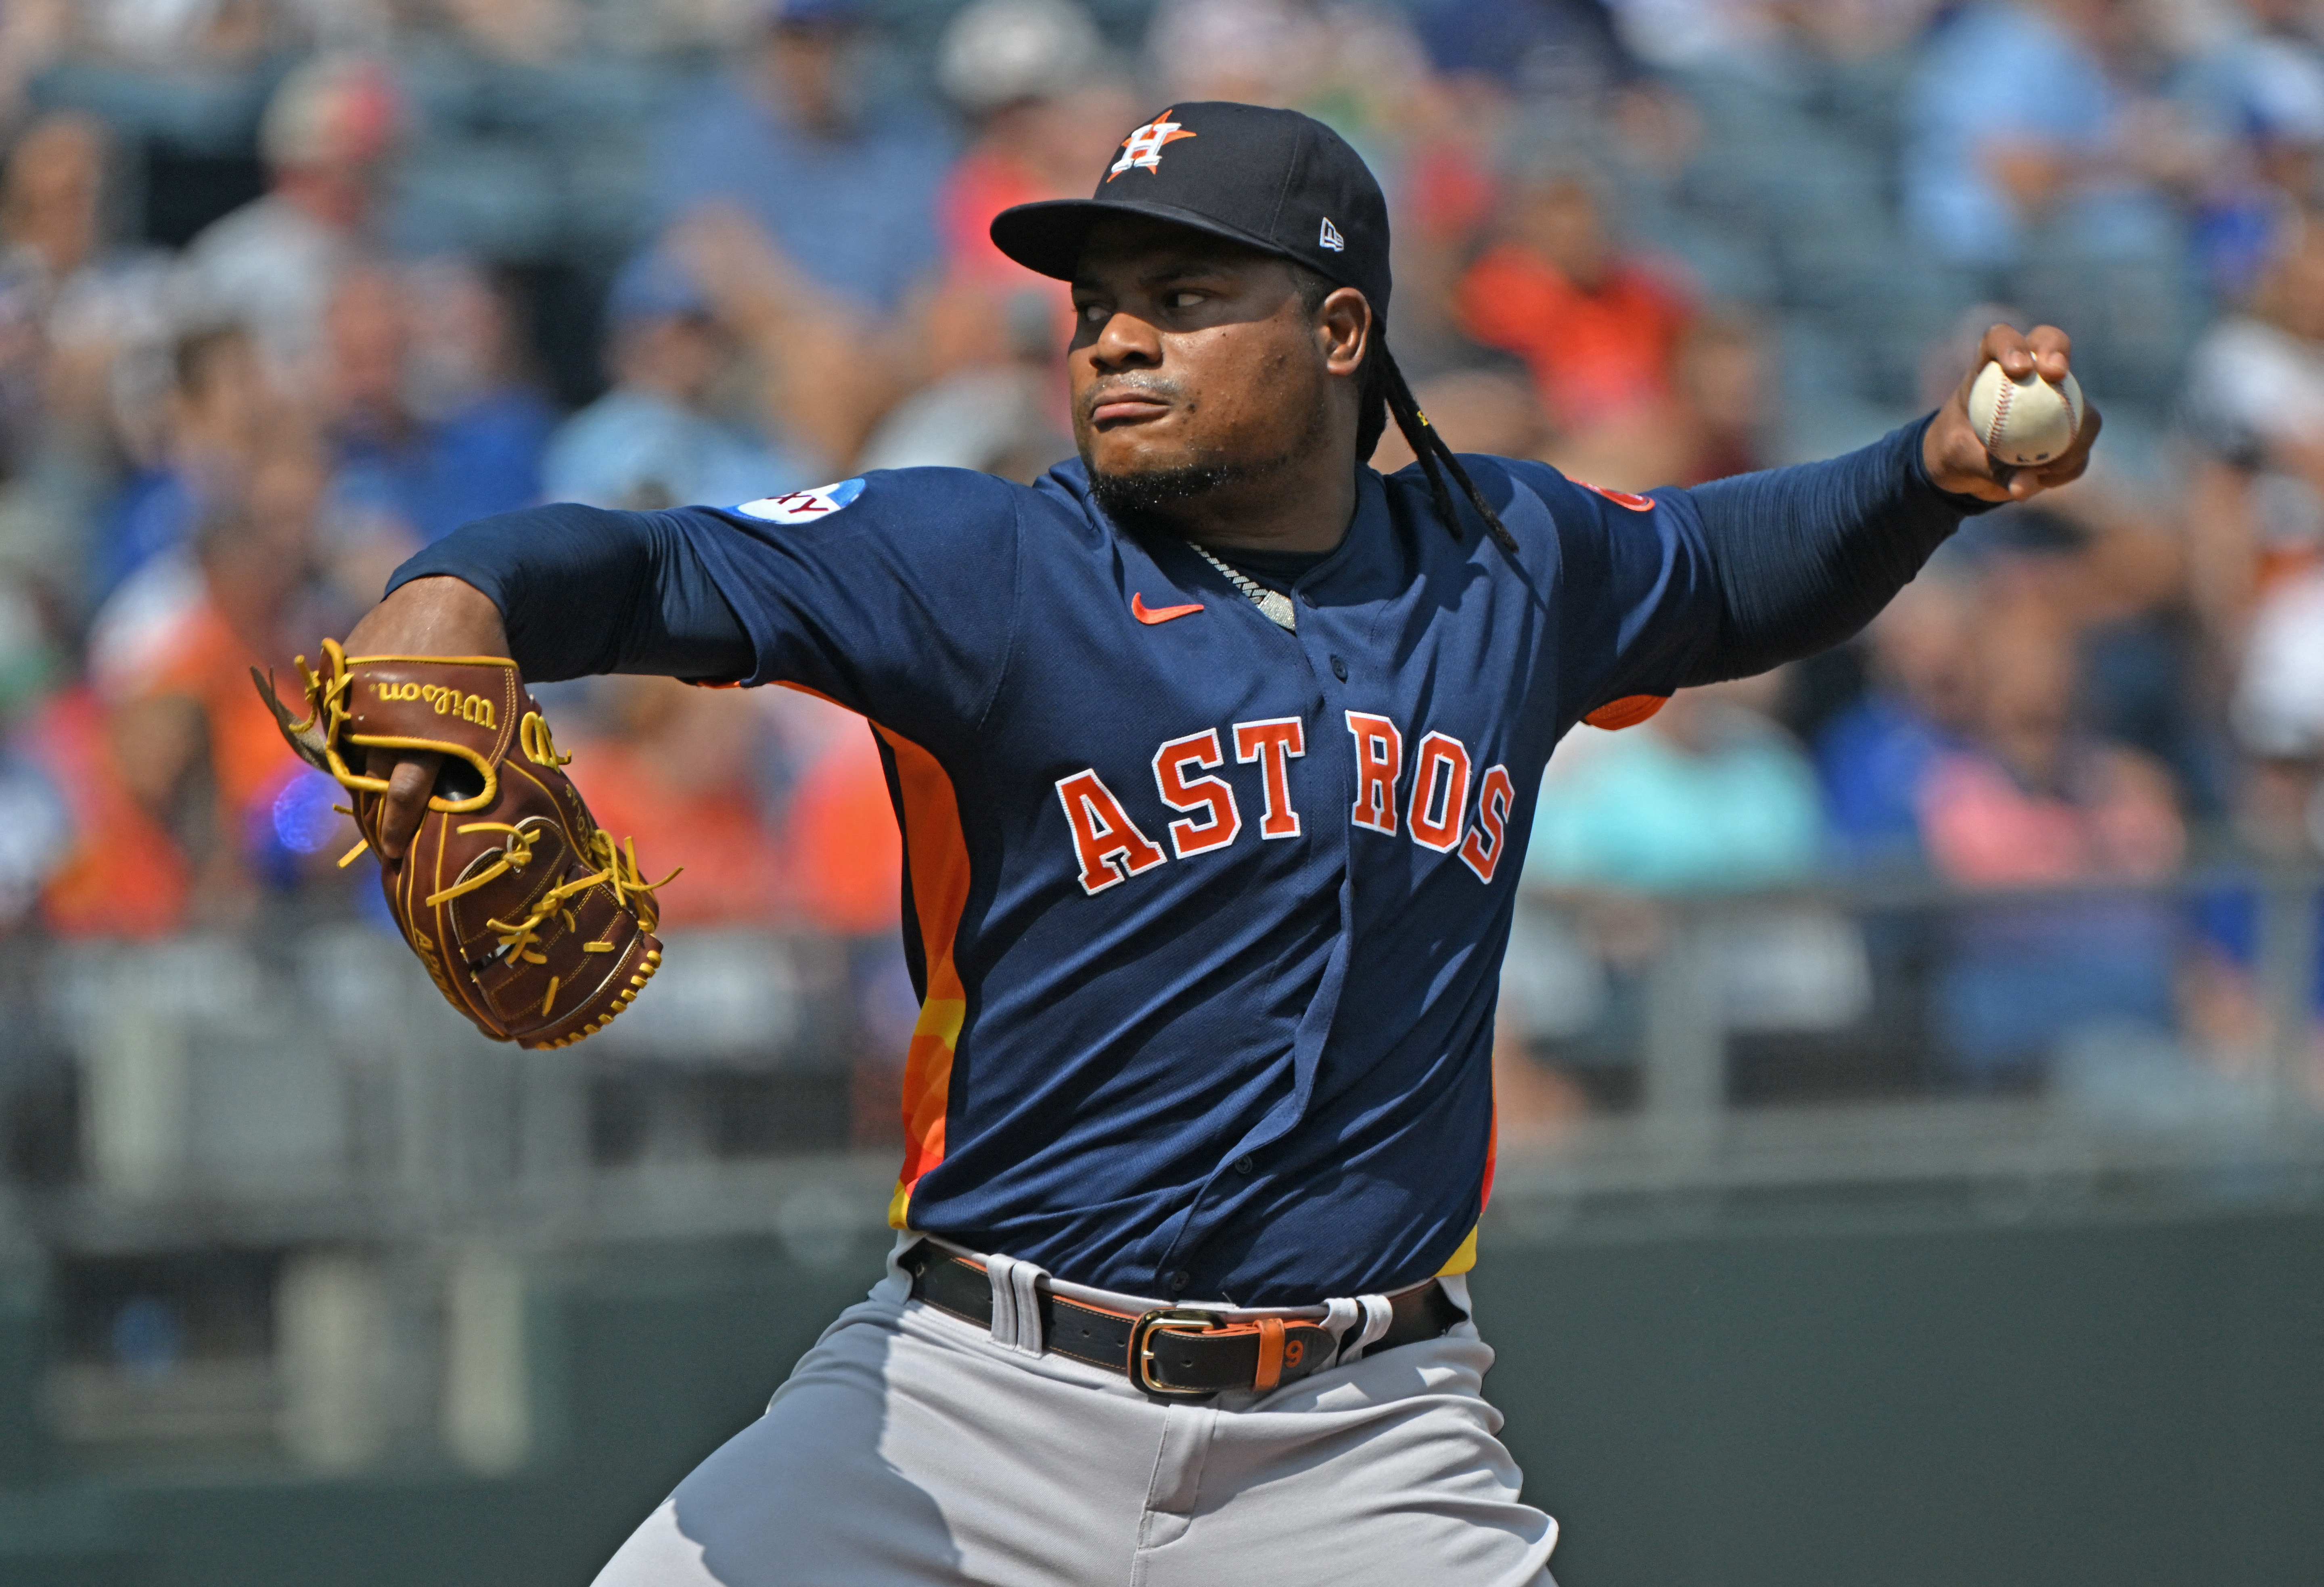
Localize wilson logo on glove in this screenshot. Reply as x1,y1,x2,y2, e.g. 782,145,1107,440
253,640,678,1051
371,680,499,726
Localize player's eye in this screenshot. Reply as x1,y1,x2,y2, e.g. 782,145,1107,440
1167,291,1204,309
1078,302,1109,324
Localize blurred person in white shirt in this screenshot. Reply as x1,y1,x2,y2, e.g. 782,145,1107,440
178,53,402,390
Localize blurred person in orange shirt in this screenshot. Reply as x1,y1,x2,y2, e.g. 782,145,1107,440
1454,153,1695,437
23,682,194,939
61,438,345,930
565,677,787,930
777,698,903,941
906,0,1132,456
761,686,912,1144
933,0,1118,295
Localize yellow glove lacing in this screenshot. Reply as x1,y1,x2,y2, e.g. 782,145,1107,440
424,824,678,968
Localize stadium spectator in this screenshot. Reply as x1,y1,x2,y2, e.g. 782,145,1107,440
564,677,786,930
542,245,812,510
1913,603,2186,1083
0,110,170,594
932,0,1109,291
1512,673,1862,1120
2186,211,2324,594
0,112,105,473
2180,0,2324,298
2232,560,2324,845
90,440,337,841
178,54,404,387
1454,151,1694,438
1819,561,1981,868
1903,0,2188,269
397,256,559,529
316,261,546,553
93,326,270,604
23,680,194,939
651,0,948,317
764,687,919,1146
42,434,335,934
1670,312,1772,483
926,0,1130,380
0,0,2316,1136
1527,674,1827,895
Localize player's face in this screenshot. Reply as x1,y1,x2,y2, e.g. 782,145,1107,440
1067,217,1337,496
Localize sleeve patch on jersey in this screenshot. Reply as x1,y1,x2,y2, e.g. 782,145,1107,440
1574,481,1656,512
736,478,867,523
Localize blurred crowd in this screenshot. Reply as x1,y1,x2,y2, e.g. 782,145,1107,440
0,0,2318,1125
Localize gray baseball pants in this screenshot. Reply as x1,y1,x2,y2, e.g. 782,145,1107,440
591,1250,1560,1586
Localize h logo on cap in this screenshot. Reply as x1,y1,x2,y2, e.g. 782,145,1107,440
1109,111,1197,180
1318,217,1345,252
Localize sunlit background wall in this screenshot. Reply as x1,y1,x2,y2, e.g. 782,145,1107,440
0,0,2319,1583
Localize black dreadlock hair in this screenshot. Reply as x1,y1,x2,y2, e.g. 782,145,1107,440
1376,347,1520,556
1287,266,1518,556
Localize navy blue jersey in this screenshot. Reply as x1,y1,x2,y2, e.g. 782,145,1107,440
399,423,1981,1303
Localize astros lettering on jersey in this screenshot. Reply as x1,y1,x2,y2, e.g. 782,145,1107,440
664,448,1721,1306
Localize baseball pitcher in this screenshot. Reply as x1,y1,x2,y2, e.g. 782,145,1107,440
279,104,2096,1584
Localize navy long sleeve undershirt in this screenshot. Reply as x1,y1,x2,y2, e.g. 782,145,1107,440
1676,413,1993,686
389,414,1993,688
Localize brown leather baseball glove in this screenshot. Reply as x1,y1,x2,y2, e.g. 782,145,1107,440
253,640,674,1050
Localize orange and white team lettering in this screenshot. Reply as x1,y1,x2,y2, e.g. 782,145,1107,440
1232,717,1305,839
1345,711,1402,836
1152,729,1242,857
1054,769,1168,895
1406,732,1472,854
1057,713,1513,892
1457,765,1517,884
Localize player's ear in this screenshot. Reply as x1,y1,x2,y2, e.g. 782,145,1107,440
1317,286,1370,378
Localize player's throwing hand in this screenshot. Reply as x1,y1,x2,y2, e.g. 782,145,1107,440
1922,323,2102,503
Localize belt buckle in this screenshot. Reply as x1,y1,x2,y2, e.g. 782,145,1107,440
1130,1307,1222,1396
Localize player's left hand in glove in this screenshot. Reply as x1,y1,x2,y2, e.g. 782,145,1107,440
253,636,675,1050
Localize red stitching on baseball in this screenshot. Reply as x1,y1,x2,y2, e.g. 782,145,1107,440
1986,366,2012,454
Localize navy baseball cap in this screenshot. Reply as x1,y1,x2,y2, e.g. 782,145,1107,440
990,102,1392,317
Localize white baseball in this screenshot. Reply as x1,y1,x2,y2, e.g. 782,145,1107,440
1966,360,2084,468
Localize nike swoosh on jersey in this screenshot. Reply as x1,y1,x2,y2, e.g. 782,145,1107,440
1131,593,1204,625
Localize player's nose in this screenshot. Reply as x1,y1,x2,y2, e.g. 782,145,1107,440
1085,309,1163,370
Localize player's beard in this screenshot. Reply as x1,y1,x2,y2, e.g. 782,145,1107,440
1083,378,1332,543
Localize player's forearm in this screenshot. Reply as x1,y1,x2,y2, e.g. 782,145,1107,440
1679,415,1997,685
386,503,754,682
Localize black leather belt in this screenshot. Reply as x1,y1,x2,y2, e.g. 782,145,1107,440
902,1241,1464,1398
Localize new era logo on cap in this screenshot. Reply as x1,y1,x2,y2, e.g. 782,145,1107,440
988,102,1394,322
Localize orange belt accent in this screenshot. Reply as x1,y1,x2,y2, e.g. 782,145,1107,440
1251,1316,1287,1392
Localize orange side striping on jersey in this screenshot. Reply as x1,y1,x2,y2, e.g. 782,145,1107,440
876,724,974,1228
